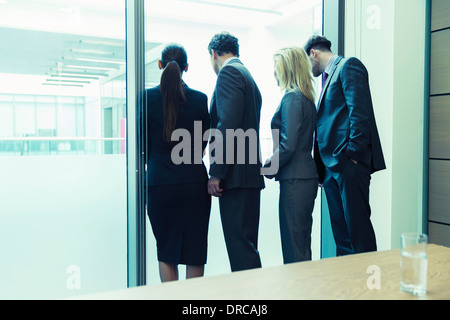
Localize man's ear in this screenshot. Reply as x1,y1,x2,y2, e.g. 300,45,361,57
184,64,189,73
211,49,217,60
311,49,320,60
158,60,163,70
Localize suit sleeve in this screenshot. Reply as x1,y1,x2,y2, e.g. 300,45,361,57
341,58,371,162
269,93,304,171
201,94,210,153
209,65,245,180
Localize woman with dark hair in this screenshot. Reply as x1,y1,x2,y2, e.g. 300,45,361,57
139,43,211,282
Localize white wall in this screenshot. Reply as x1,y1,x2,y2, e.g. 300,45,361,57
0,156,127,299
345,0,427,250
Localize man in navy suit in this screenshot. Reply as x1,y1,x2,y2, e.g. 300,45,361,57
304,35,386,255
207,32,265,272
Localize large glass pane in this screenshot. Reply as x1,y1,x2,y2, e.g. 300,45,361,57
0,0,127,299
143,0,322,283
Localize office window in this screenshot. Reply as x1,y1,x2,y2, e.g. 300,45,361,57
143,0,323,283
0,0,127,299
0,6,126,156
0,0,324,298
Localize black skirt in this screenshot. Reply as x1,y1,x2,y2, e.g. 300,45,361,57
147,182,211,265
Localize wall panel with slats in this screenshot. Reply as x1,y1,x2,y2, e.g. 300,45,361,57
431,0,450,31
430,96,450,159
429,160,450,225
430,30,450,95
429,0,450,246
429,223,450,247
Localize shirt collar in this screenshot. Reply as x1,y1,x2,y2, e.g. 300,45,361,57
324,54,338,75
223,56,239,67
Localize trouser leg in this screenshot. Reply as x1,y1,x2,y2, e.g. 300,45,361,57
323,162,377,255
279,179,318,264
219,188,262,272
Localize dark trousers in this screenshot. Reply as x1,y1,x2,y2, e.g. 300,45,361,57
323,161,377,256
219,188,262,272
279,179,318,264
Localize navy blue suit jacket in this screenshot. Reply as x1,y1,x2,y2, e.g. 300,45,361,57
138,84,210,187
209,59,265,191
315,56,386,183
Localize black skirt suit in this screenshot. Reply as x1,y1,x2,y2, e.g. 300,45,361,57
138,84,211,265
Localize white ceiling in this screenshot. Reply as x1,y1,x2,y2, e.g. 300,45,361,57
0,0,321,84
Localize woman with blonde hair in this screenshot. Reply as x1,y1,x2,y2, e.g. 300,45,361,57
264,46,318,264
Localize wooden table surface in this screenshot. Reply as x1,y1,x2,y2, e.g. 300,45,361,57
75,244,450,300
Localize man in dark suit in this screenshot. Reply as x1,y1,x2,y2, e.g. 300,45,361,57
304,35,386,255
207,32,265,272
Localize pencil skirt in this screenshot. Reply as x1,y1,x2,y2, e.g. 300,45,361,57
147,182,211,265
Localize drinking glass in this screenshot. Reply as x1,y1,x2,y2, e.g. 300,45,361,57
400,232,428,296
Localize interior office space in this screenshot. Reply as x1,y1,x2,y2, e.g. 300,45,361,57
0,0,447,300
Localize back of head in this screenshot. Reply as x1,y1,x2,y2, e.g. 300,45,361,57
208,32,240,57
303,35,332,55
274,46,315,103
160,43,188,143
161,43,188,71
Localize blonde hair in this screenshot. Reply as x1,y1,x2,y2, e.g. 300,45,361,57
274,46,316,103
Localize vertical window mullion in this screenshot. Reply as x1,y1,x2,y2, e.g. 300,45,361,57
126,0,146,288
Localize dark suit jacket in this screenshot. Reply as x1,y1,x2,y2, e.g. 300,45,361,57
138,84,210,186
209,59,265,191
267,91,318,181
315,56,386,183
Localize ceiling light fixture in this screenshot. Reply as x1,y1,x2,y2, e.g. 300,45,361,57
42,83,84,88
46,79,91,84
74,49,116,56
50,74,100,80
76,58,125,65
80,39,125,47
67,65,117,71
58,71,109,77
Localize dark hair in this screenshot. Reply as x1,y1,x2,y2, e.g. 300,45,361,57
160,43,188,143
304,35,332,55
208,32,240,57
